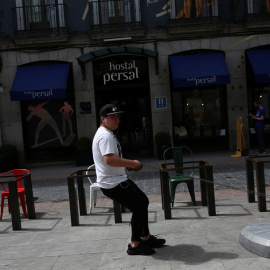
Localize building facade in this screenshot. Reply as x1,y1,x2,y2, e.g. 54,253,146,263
0,0,270,164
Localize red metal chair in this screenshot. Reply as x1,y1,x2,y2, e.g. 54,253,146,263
0,169,29,219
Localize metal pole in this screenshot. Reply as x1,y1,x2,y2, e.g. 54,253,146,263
24,174,36,219
246,157,255,203
77,171,87,216
205,165,216,216
160,169,172,219
199,161,207,206
8,181,21,230
113,201,122,223
256,162,266,212
67,176,79,226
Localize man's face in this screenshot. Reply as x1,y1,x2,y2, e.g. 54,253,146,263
254,103,259,108
103,114,120,131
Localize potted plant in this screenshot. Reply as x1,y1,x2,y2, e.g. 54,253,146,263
75,137,93,166
0,144,18,172
154,132,171,160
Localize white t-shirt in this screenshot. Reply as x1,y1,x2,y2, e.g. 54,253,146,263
92,127,127,189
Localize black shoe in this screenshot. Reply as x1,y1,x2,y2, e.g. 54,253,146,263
141,235,166,248
127,242,155,255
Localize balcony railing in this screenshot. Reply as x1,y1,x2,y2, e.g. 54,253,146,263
90,21,144,32
12,4,68,37
247,12,270,21
169,0,270,27
168,16,222,27
89,0,144,32
168,0,222,27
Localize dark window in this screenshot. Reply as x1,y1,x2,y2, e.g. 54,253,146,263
92,0,141,25
15,0,65,31
247,0,269,14
171,0,219,19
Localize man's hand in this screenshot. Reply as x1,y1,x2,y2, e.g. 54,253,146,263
126,164,143,172
133,163,143,171
126,160,143,172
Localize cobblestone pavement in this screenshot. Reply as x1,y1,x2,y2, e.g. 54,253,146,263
28,151,270,203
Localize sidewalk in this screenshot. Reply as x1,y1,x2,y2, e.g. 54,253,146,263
1,190,270,270
0,150,270,269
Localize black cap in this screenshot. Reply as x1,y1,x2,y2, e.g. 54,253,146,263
99,104,124,117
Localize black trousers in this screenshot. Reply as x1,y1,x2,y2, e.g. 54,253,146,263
101,179,150,242
255,126,265,153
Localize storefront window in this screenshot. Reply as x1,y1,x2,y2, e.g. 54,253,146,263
172,86,227,144
247,87,270,149
93,55,152,155
20,98,77,161
259,91,269,118
248,87,270,122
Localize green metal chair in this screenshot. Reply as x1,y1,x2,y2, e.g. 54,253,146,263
163,146,196,207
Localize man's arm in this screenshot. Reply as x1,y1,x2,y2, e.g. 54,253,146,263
37,101,48,108
59,106,64,114
258,115,265,121
103,154,140,168
249,114,264,121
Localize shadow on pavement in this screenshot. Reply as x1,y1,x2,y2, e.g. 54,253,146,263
153,244,239,264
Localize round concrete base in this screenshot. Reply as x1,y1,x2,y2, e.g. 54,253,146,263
240,222,270,258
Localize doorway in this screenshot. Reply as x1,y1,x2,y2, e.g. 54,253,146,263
93,54,153,157
92,54,153,158
96,86,152,157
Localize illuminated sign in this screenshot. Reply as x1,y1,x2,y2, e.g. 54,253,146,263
93,56,148,87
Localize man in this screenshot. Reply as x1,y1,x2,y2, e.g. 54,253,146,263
59,101,74,137
92,104,166,255
249,100,265,154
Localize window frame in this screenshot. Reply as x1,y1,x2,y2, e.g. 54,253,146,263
92,0,141,26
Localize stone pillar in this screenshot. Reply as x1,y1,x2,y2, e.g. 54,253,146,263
226,50,249,152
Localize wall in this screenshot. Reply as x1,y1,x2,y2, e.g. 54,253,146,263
0,0,255,39
149,41,172,143
1,32,270,161
75,59,97,141
0,0,14,38
0,49,25,164
0,46,99,164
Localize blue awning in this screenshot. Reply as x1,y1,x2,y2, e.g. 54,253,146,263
246,50,270,83
169,53,230,88
10,64,70,101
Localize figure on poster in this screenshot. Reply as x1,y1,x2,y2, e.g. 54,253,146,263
26,101,63,147
59,101,74,136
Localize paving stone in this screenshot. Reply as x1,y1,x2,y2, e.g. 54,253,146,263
1,151,270,269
